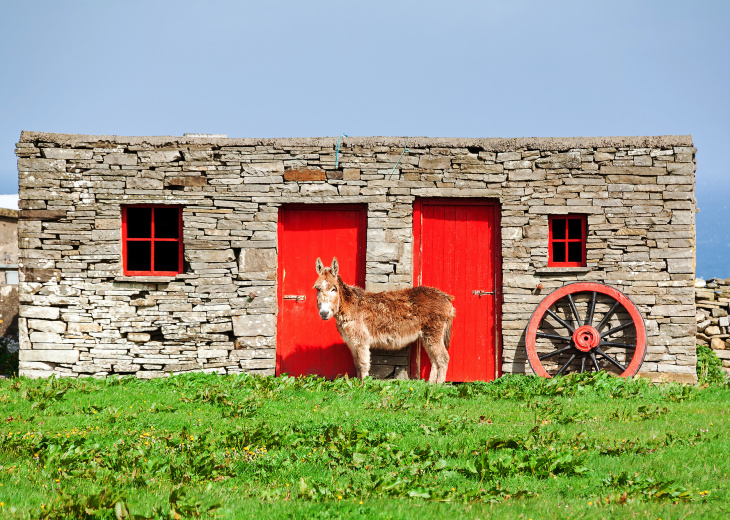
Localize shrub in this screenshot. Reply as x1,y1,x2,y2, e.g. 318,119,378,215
697,345,727,385
0,335,18,377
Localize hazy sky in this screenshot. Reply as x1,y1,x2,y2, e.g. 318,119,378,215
1,1,727,277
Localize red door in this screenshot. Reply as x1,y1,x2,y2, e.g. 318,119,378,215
277,204,367,378
412,199,502,382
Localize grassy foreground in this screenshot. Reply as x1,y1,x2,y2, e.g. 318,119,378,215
0,371,728,519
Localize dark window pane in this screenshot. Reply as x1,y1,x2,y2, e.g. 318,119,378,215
126,207,151,238
154,242,180,272
551,218,566,240
155,207,180,239
127,241,151,271
568,241,583,263
568,218,583,239
552,242,566,263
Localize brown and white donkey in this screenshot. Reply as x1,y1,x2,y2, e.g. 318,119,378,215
313,257,456,383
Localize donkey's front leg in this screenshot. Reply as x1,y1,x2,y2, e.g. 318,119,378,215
355,345,371,380
345,343,362,379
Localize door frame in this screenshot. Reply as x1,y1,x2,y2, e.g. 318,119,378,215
276,203,368,377
412,197,503,380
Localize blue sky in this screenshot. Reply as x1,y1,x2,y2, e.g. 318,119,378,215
0,1,727,278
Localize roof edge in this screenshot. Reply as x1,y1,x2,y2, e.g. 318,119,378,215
18,131,694,151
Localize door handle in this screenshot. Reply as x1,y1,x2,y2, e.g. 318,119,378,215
283,295,306,302
472,290,494,297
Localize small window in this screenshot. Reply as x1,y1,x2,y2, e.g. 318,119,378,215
122,205,183,276
5,270,18,285
549,215,586,267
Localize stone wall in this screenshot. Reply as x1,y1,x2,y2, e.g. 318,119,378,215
695,277,730,375
16,132,697,382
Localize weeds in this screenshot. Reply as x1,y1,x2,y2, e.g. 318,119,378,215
608,404,669,422
34,487,129,520
602,470,704,503
30,485,220,520
13,378,69,411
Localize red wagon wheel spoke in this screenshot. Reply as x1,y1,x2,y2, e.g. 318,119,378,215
555,353,577,376
589,351,600,372
538,345,573,361
601,321,635,338
600,341,636,349
525,282,647,378
566,293,582,328
594,346,626,372
545,308,575,334
585,291,598,326
595,300,621,332
536,332,572,342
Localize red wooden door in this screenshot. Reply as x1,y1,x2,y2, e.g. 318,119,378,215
412,199,502,382
277,204,367,378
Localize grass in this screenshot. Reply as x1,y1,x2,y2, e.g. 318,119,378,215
0,370,728,519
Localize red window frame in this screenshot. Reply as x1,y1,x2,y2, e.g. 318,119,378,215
548,215,587,267
121,205,183,276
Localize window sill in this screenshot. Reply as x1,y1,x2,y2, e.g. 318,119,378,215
536,267,591,275
114,275,184,283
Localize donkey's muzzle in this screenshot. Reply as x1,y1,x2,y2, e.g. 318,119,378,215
319,310,332,320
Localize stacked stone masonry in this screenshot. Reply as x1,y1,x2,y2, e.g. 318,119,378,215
695,277,730,375
16,132,698,382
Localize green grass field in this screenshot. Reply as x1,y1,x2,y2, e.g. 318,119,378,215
0,367,728,519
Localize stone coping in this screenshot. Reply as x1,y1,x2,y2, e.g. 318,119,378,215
18,131,694,152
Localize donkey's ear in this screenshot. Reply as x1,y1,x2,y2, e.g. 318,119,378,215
331,257,339,277
315,257,324,275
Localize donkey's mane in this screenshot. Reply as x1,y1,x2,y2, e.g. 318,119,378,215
336,275,363,297
335,275,364,314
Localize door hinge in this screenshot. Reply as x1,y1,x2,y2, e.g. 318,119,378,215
472,290,494,297
283,295,306,302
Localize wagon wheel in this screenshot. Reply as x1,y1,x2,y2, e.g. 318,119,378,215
525,282,646,378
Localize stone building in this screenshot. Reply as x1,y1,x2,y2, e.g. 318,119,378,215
16,131,697,382
0,206,19,338
0,207,19,283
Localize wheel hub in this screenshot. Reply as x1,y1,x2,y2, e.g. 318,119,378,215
572,325,600,352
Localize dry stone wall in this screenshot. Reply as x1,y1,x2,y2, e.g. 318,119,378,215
16,132,697,382
695,278,730,375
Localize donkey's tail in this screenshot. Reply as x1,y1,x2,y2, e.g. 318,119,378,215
444,315,454,350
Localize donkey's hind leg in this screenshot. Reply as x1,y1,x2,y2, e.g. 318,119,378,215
433,342,450,384
423,337,449,384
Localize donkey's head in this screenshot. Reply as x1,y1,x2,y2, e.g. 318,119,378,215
314,257,340,320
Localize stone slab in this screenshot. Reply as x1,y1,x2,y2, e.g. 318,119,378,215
20,349,79,363
284,169,326,182
232,314,276,337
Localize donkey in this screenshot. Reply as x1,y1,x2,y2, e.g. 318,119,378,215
313,257,456,384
